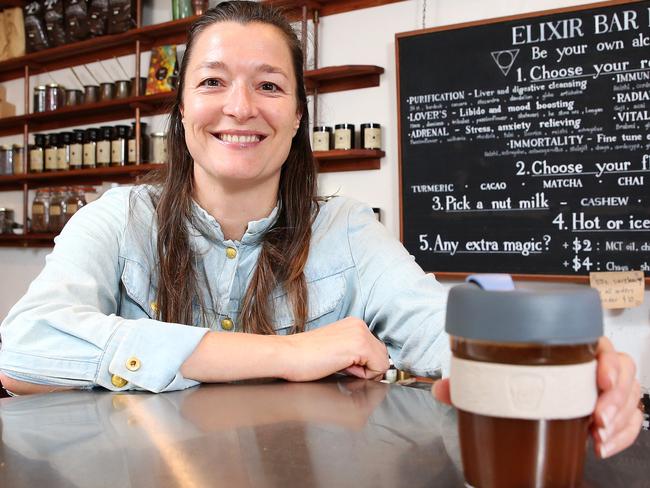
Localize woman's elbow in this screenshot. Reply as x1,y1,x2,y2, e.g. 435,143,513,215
0,371,72,395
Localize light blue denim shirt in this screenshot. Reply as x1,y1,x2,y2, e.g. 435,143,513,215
0,186,449,393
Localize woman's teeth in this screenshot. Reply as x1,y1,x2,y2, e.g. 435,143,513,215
218,133,261,143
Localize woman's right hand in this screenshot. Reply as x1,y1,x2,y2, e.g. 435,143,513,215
281,317,390,382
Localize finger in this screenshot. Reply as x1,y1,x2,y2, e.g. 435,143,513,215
596,337,619,392
341,365,368,379
594,377,641,449
594,352,636,430
596,408,643,458
432,378,451,405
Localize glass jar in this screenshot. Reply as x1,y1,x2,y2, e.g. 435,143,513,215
83,128,98,168
48,187,66,233
12,144,24,174
151,132,167,164
30,134,46,173
31,188,50,233
70,130,85,170
0,145,12,175
111,125,129,166
33,85,47,113
45,83,65,111
312,126,333,151
360,123,382,149
64,186,85,223
97,126,113,168
0,208,14,234
128,122,149,164
45,133,59,172
58,132,72,171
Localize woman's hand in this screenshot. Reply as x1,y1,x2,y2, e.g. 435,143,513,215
432,337,643,458
281,317,389,382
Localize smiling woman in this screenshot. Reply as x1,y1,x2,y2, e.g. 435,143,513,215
0,0,642,461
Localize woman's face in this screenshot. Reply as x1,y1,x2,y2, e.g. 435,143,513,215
182,21,301,190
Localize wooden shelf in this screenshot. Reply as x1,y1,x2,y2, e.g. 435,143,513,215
305,65,383,94
315,149,383,172
268,0,406,19
0,233,56,248
0,163,162,190
0,0,25,8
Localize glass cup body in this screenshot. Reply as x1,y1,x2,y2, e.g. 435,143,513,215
452,337,597,488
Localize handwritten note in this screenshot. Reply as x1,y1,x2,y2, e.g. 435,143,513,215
589,271,645,310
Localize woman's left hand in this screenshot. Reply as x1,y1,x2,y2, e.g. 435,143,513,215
433,336,643,458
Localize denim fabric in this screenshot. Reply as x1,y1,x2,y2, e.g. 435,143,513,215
0,186,449,392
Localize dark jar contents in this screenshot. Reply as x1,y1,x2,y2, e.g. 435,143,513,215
64,186,87,224
30,134,46,173
33,85,47,113
83,128,98,168
128,122,149,164
31,188,50,232
452,337,597,488
70,130,85,170
44,133,58,172
111,125,129,166
96,126,113,167
48,188,66,233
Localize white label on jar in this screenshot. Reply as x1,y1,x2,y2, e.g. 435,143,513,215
450,356,597,420
128,139,136,163
56,147,67,170
363,127,382,149
334,129,352,150
97,141,111,164
30,149,43,171
312,132,330,151
152,137,167,164
45,148,57,170
70,144,82,165
83,143,96,166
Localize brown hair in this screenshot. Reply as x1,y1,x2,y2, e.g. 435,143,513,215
149,1,317,334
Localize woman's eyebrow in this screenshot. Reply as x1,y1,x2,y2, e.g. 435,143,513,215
196,60,288,80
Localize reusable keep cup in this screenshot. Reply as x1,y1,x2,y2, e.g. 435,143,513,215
446,281,603,488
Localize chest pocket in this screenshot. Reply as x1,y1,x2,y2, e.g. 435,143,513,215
272,273,346,331
120,259,158,319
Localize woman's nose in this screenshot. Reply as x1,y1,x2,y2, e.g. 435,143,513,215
223,83,257,121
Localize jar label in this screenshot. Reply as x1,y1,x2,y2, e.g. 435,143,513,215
334,129,352,150
97,141,111,164
29,150,43,170
83,143,96,165
111,141,123,163
45,148,57,170
70,144,83,165
128,140,136,163
57,148,68,170
312,132,330,151
50,206,62,216
66,203,78,214
450,357,597,420
32,204,45,215
363,128,382,149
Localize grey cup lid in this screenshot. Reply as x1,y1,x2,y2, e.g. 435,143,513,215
445,283,603,344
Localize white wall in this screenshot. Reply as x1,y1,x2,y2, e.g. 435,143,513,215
1,0,648,390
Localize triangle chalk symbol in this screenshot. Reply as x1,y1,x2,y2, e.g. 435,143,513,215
491,49,520,77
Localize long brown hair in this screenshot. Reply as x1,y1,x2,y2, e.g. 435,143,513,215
149,1,317,333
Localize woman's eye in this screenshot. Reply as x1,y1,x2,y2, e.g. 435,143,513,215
201,79,222,87
260,82,279,92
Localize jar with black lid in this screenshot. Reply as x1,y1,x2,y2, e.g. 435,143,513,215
360,123,382,150
57,132,72,171
97,126,113,168
128,122,149,164
44,133,58,172
30,134,46,173
334,123,355,150
83,128,98,168
111,125,129,166
70,130,84,170
45,83,65,112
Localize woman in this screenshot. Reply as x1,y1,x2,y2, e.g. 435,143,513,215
0,1,641,458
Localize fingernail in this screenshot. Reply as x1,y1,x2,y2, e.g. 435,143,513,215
600,443,609,459
601,405,616,430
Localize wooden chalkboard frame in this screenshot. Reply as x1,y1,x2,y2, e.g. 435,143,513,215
395,0,650,284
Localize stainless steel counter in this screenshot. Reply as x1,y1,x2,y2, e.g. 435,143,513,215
0,377,647,487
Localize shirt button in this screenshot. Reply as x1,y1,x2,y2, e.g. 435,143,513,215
111,374,128,388
126,357,141,371
221,318,234,330
150,301,159,313
225,247,237,259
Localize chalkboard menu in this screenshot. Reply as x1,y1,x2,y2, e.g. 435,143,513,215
397,0,650,279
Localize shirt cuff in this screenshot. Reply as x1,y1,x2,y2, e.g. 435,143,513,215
97,319,209,393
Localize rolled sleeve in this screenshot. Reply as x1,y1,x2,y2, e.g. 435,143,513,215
100,319,209,393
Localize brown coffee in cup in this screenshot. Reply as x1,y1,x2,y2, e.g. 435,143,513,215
446,281,603,488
